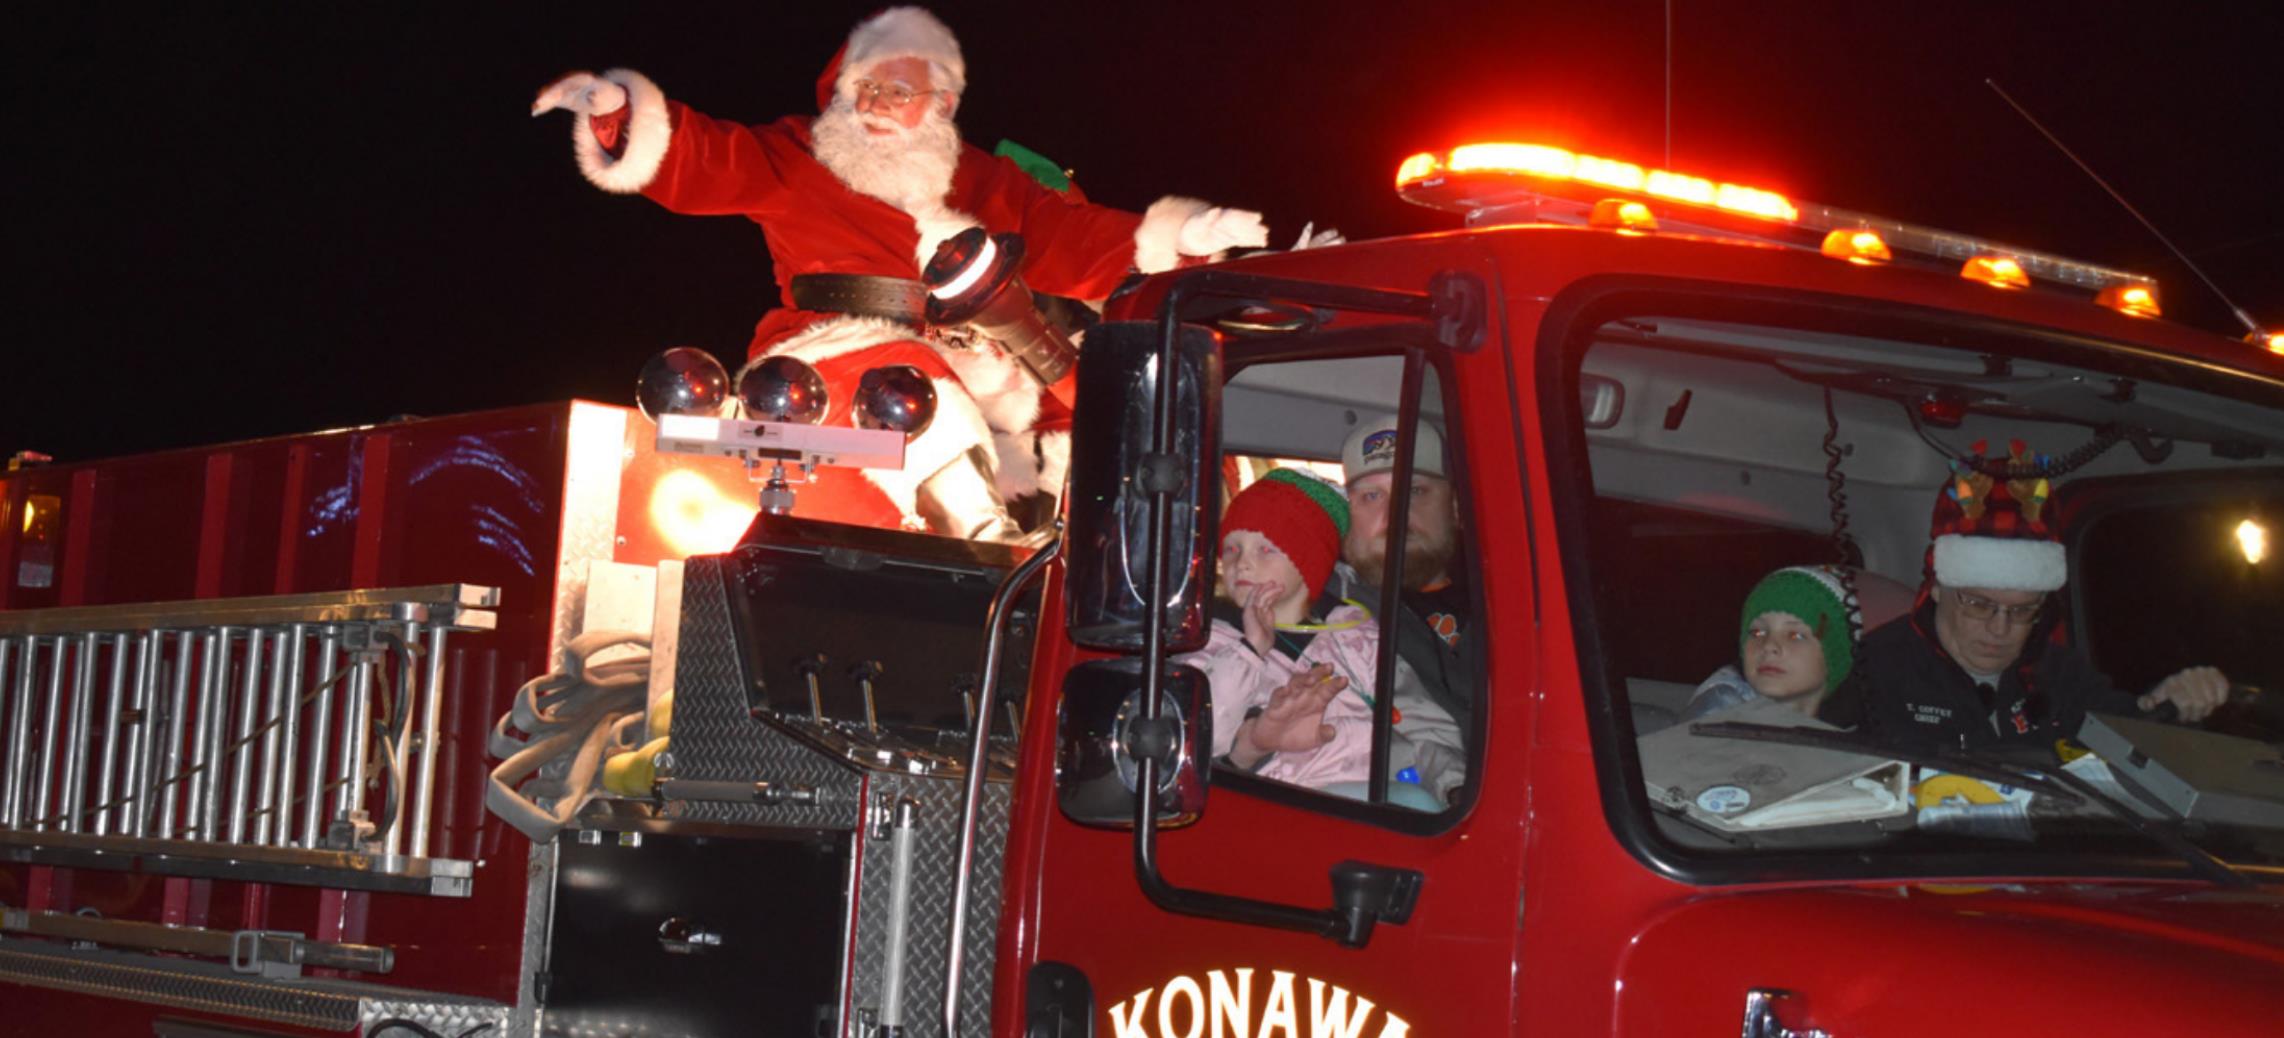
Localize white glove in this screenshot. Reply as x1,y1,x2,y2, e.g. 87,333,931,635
1175,206,1269,256
531,71,628,118
1291,222,1347,250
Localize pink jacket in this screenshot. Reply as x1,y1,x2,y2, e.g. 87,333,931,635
1179,605,1381,791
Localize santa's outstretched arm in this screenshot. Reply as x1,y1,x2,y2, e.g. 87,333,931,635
533,69,674,194
533,69,793,214
1007,177,1271,301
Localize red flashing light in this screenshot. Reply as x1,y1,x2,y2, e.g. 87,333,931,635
1399,142,1799,223
1917,395,1968,428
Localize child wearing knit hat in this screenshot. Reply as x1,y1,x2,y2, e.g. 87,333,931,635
1179,469,1393,795
1680,565,1862,723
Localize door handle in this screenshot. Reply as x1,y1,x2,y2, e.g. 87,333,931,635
657,917,723,955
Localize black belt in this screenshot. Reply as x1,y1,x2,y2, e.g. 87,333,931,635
789,274,929,326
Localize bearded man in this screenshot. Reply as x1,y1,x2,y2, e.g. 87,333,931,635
533,7,1268,535
1327,415,1475,801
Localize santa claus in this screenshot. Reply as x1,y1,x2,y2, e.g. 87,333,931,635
533,7,1269,537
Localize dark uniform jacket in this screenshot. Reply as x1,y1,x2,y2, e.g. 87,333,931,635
1821,599,2139,751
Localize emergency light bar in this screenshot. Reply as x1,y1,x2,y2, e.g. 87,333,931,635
655,414,907,470
1397,142,2163,315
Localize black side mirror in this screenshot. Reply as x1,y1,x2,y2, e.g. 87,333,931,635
1061,320,1223,653
1055,658,1211,828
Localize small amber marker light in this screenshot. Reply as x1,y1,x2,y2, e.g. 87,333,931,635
1961,255,2031,290
1820,229,1892,265
2095,282,2162,318
1589,199,1659,232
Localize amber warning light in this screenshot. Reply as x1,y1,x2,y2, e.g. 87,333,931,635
1397,140,2165,314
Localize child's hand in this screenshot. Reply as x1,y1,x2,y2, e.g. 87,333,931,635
1242,581,1283,656
1239,663,1343,760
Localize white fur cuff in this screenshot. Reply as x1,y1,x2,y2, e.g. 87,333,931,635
1134,196,1214,274
936,346,1039,433
573,69,671,194
862,376,996,522
754,315,926,370
910,206,981,270
993,432,1040,500
1933,534,2067,593
1035,429,1070,497
990,428,1071,502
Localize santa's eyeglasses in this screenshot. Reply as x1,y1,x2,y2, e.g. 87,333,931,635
1944,587,2046,627
852,79,941,109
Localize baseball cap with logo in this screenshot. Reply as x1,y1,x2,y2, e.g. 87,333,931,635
1341,415,1446,485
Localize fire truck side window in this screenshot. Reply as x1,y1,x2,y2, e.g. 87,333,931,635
1552,305,2284,874
2076,489,2283,741
1204,355,1475,817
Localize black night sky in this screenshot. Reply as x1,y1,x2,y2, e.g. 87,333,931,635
12,1,2281,464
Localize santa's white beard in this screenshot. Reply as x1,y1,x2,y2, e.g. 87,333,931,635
811,97,961,214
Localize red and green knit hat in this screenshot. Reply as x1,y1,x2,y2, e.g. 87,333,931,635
1928,440,2065,592
1221,469,1352,601
1738,565,1862,692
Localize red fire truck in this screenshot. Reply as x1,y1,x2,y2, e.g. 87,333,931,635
3,141,2280,1037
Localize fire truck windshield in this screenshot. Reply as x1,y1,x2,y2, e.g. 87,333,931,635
1547,298,2284,881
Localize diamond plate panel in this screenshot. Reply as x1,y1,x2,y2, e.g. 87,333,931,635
846,770,1012,1038
363,998,514,1036
665,556,865,830
664,554,1024,1036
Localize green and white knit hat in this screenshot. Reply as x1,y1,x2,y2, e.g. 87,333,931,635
1737,565,1862,692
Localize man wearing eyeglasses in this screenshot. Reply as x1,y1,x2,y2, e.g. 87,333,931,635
531,7,1271,533
1823,449,2230,749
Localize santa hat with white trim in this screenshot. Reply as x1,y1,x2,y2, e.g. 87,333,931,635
819,7,966,110
1928,440,2066,593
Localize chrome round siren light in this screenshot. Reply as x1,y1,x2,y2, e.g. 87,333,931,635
853,365,937,437
737,356,829,425
635,347,731,421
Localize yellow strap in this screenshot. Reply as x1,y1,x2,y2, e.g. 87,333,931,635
1274,598,1374,633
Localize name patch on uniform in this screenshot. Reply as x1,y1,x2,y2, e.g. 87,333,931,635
1908,704,1954,725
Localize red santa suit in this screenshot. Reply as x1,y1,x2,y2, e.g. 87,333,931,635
567,63,1212,531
